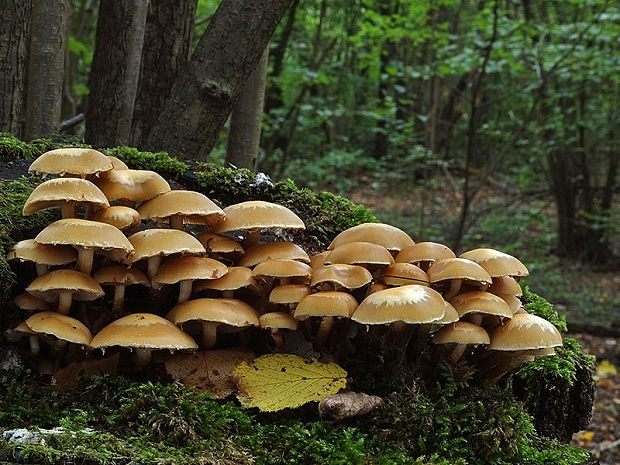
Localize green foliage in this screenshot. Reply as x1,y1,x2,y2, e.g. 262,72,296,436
0,133,49,162
103,146,188,179
521,284,568,332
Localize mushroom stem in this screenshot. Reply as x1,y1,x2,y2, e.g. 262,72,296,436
391,320,407,332
314,316,334,347
407,323,431,359
445,279,462,300
485,354,535,384
169,214,184,230
222,290,234,298
178,280,193,303
112,284,126,316
446,343,468,365
147,256,162,280
468,313,483,326
202,321,219,349
61,202,76,218
29,335,40,357
58,290,73,314
132,347,152,367
271,328,284,350
35,264,48,275
77,247,95,275
243,229,261,249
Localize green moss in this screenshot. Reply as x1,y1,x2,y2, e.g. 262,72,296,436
104,146,188,179
0,133,49,162
521,284,568,332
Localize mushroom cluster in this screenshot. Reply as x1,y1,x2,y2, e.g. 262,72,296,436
7,148,561,383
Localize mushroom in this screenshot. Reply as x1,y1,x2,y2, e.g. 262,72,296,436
450,291,513,326
381,263,430,287
259,312,298,350
94,169,170,207
324,241,394,277
488,276,523,296
395,241,456,271
90,206,141,232
459,248,528,280
310,251,331,269
34,218,134,275
26,269,104,314
310,264,373,291
7,239,77,275
166,298,259,349
93,266,150,316
14,292,53,312
22,178,109,218
152,256,228,303
432,321,490,364
212,200,305,248
194,266,261,298
197,232,244,264
25,311,92,354
269,283,311,311
252,259,312,286
90,313,198,367
28,148,113,178
5,321,37,352
238,241,310,267
427,257,492,300
137,190,225,230
328,223,415,256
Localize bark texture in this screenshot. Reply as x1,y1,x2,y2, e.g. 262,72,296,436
130,0,197,148
85,0,148,147
144,0,294,160
0,1,31,138
25,0,67,140
226,47,269,170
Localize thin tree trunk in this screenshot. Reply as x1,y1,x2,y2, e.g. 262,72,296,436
0,1,31,138
130,0,197,148
25,0,67,140
144,0,293,160
226,47,269,170
85,0,148,147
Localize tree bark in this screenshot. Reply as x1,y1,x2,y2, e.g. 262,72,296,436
0,0,31,138
144,0,293,160
226,47,269,170
85,0,148,147
130,0,197,148
25,0,67,140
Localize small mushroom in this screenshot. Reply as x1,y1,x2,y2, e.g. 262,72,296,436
152,256,227,303
23,178,109,218
381,263,430,287
90,206,141,232
197,232,244,264
324,242,394,277
194,266,261,298
459,248,528,280
269,283,311,312
450,291,513,326
488,276,523,296
252,259,312,286
238,241,310,267
94,169,170,207
259,312,298,350
26,269,104,314
138,190,225,230
93,266,150,316
427,258,492,300
310,264,373,291
328,223,415,256
7,239,77,275
432,321,490,364
395,241,456,271
28,148,113,178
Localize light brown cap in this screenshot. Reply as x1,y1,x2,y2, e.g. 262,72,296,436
6,321,36,341
497,293,523,314
450,291,513,319
396,242,456,264
252,259,312,281
125,229,205,264
93,266,150,286
7,239,77,266
34,218,134,257
459,248,528,278
91,206,141,231
259,312,298,330
269,284,311,304
212,200,305,233
294,291,358,320
427,258,492,285
107,156,128,170
90,313,198,350
311,264,372,290
197,233,244,255
488,276,523,296
28,148,113,178
152,256,227,285
95,169,170,203
238,242,310,267
368,282,387,294
23,178,109,215
194,266,259,293
328,223,414,252
166,298,259,327
310,251,330,269
352,285,445,325
14,292,52,312
432,321,490,345
26,311,92,345
382,263,429,287
437,301,459,324
488,313,562,350
26,269,104,303
137,190,225,227
324,242,395,267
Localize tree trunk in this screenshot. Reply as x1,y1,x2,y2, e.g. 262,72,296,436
144,0,293,160
0,1,31,138
25,0,67,140
85,0,148,147
226,47,269,170
130,0,197,148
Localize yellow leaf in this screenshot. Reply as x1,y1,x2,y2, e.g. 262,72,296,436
232,354,347,412
597,360,617,376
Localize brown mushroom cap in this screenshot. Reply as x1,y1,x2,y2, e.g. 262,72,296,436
459,248,528,278
90,313,198,350
450,291,513,319
269,284,311,304
194,266,259,293
259,312,298,331
212,200,305,234
310,251,331,269
137,190,225,228
324,242,395,267
107,156,128,170
238,242,310,267
352,285,445,325
294,291,358,320
152,256,228,285
25,311,92,345
14,292,53,312
436,301,459,324
497,293,523,314
125,229,205,264
488,313,562,350
396,242,456,264
166,298,259,327
6,321,36,342
252,259,312,281
93,266,150,287
94,169,170,203
432,321,490,345
328,223,415,253
7,239,77,266
28,148,113,178
23,178,109,216
310,264,373,290
427,258,492,285
90,206,141,231
382,263,430,287
197,232,244,255
26,269,104,303
488,276,523,296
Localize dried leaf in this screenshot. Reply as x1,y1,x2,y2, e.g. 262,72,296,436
597,360,617,376
232,353,347,412
52,354,120,386
165,349,254,398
